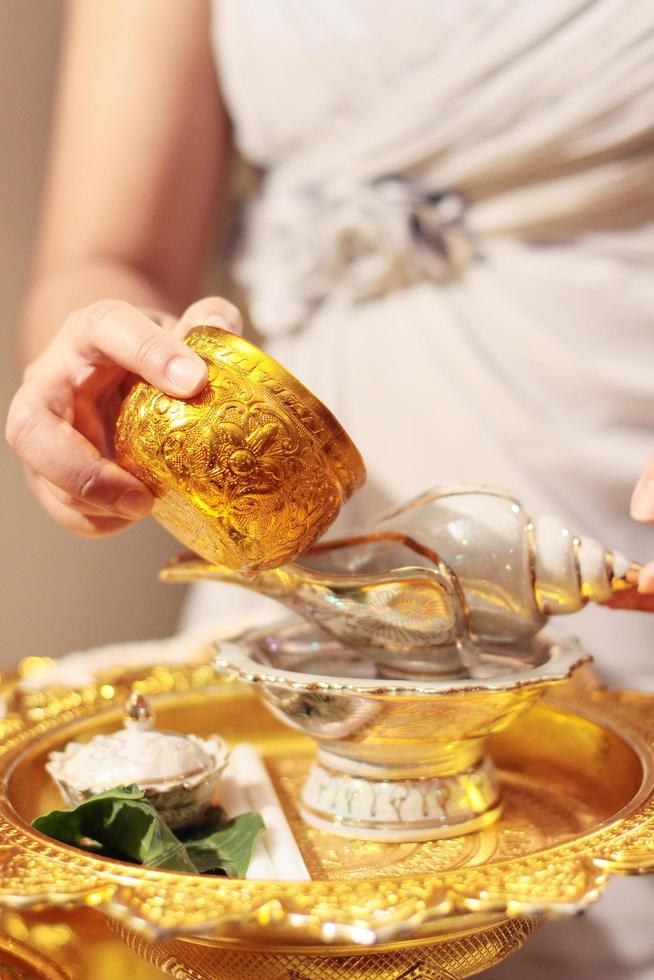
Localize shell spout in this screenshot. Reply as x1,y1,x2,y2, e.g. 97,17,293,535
159,553,259,586
159,552,303,599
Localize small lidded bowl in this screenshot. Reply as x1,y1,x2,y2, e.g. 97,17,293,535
45,693,229,830
115,325,366,573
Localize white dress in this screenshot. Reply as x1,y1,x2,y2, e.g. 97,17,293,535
191,2,654,975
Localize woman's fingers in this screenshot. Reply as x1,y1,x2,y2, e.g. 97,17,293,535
27,470,126,517
631,456,654,521
7,296,243,537
603,558,654,610
140,308,178,333
26,471,133,537
63,299,208,397
174,295,244,339
6,389,153,519
637,561,654,594
628,460,654,608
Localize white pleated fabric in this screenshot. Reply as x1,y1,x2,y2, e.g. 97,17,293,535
185,7,654,970
216,0,654,335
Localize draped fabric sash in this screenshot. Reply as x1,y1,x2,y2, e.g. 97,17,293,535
230,0,654,334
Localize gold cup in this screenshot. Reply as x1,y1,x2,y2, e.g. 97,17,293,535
114,326,366,572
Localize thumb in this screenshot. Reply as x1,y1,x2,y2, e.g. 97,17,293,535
174,296,244,339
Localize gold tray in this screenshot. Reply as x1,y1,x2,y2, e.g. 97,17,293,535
0,932,70,980
1,667,654,979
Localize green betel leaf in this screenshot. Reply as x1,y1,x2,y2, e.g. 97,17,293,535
32,785,144,845
33,785,197,873
33,789,265,877
182,811,266,877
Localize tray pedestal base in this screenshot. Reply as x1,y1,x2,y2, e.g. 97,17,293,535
114,917,539,980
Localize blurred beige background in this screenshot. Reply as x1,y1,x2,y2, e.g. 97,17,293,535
1,1,186,669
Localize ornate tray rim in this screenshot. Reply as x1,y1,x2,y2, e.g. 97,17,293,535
1,666,653,948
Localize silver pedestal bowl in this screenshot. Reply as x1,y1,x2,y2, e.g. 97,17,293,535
215,621,588,842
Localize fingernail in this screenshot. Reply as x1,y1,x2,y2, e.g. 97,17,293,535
117,490,152,519
631,478,654,520
167,355,207,393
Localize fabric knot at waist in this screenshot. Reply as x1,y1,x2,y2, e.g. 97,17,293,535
235,177,474,336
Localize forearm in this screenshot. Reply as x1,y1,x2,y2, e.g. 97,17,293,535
21,259,177,364
21,0,226,367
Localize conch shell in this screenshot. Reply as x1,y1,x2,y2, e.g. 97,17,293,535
162,486,641,671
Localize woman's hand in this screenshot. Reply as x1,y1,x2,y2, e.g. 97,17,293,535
6,295,241,536
620,462,654,603
605,464,654,610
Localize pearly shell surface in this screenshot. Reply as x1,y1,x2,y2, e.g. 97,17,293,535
162,485,641,678
46,701,230,830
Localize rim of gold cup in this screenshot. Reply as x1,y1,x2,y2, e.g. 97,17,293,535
114,325,366,572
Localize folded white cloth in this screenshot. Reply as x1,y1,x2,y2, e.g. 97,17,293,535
219,743,311,881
